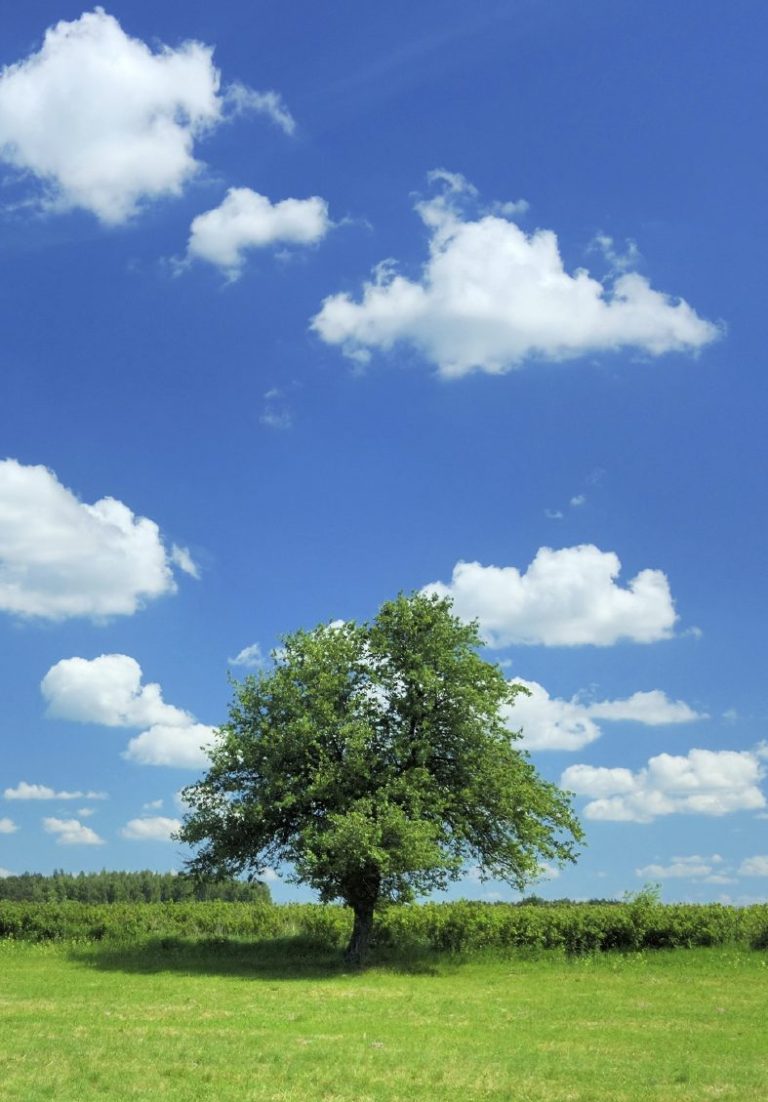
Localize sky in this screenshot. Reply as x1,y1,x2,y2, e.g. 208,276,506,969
0,0,766,904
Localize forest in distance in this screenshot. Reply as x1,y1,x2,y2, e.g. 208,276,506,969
0,869,272,904
0,867,646,908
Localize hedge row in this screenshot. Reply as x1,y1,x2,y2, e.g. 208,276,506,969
381,900,768,952
0,901,309,943
1,899,767,951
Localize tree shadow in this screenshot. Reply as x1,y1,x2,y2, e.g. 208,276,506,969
67,934,443,981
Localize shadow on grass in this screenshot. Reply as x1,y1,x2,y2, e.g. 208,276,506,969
67,934,444,981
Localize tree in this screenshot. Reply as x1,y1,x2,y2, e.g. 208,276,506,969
178,592,583,963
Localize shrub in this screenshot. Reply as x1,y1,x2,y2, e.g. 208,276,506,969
1,899,766,952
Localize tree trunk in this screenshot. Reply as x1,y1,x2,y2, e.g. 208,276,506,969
344,900,375,967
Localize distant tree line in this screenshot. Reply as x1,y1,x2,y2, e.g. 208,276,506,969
518,895,622,907
0,869,271,904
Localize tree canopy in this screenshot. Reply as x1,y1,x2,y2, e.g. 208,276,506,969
179,592,583,962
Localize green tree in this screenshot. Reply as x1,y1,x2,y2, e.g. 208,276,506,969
178,593,583,963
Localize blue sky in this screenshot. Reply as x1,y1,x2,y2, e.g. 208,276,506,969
1,1,766,902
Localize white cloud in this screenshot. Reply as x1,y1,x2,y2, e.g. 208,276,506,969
562,748,766,822
0,817,18,834
570,494,586,507
143,799,164,811
535,863,561,881
0,868,11,878
504,679,601,751
43,817,104,845
589,233,640,274
4,781,107,800
561,764,637,799
312,173,720,377
223,84,295,135
185,188,331,277
587,690,703,726
635,855,724,880
120,816,181,841
0,459,193,620
42,654,190,728
424,545,678,647
0,11,292,224
738,856,768,877
0,10,220,223
228,643,264,669
170,545,200,579
77,808,95,818
505,681,701,751
260,388,293,431
261,407,293,431
123,723,215,768
42,653,216,768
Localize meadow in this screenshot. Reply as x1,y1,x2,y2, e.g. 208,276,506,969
1,930,767,1101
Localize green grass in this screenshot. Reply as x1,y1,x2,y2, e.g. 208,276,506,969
0,939,766,1101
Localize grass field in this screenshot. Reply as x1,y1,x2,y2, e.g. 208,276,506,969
0,938,766,1101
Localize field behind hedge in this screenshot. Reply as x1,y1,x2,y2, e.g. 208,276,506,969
2,898,768,952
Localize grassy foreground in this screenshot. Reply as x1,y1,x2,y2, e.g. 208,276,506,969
0,939,766,1101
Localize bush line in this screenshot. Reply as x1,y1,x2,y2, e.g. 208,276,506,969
1,899,767,951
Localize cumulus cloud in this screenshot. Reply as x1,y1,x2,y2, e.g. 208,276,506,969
4,781,107,800
0,817,18,834
312,172,720,377
738,856,768,877
0,9,219,222
587,690,702,726
424,545,678,647
562,748,766,822
0,459,194,620
123,723,214,768
503,680,702,752
0,868,11,878
120,816,181,841
42,653,216,768
0,10,292,224
228,643,264,669
42,654,190,728
635,855,726,880
43,817,104,845
186,188,332,277
505,680,601,752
